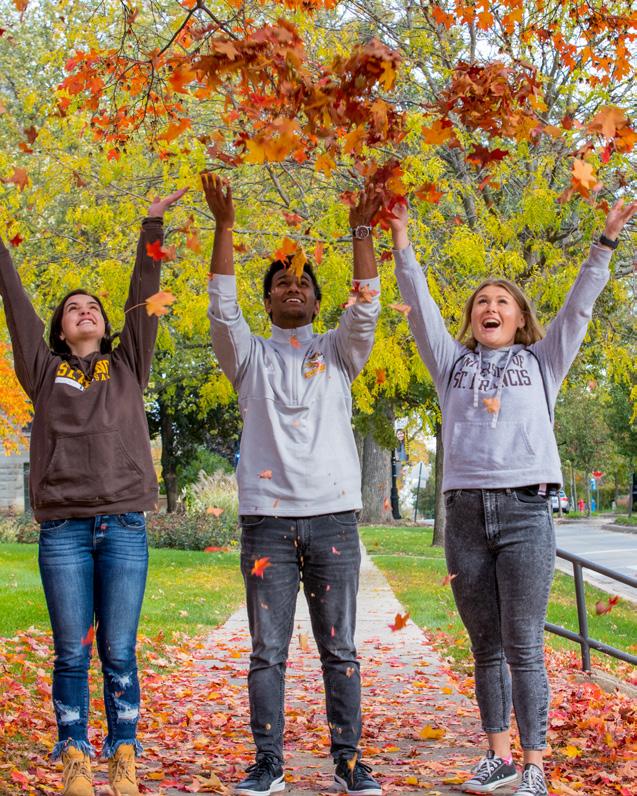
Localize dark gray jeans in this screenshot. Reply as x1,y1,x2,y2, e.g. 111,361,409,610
240,512,362,764
444,488,555,750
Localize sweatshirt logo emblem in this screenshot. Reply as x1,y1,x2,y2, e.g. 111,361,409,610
54,359,110,391
303,350,326,379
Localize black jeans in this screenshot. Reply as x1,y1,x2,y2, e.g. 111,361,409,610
444,489,555,750
240,512,362,763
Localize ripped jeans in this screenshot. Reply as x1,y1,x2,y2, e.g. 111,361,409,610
38,514,148,759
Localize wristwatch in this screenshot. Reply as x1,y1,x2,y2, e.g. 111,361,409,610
351,225,372,240
599,234,618,249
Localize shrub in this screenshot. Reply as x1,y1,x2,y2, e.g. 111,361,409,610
182,470,239,524
0,514,39,543
146,512,239,550
177,447,234,488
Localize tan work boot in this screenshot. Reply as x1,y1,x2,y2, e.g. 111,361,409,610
61,747,93,796
108,744,140,795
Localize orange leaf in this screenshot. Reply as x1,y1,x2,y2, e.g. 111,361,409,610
145,291,176,317
206,507,224,517
413,183,443,204
483,397,500,414
186,231,201,252
389,302,411,316
258,469,273,479
383,497,390,511
157,117,191,143
388,612,409,632
251,557,271,578
587,106,628,139
315,152,336,176
274,237,298,262
441,572,458,586
313,241,324,265
376,369,386,385
81,626,95,646
572,158,597,190
5,167,29,191
289,336,301,349
421,119,454,145
290,248,307,279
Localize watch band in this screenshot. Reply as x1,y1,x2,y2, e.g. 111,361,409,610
351,225,372,240
599,234,618,249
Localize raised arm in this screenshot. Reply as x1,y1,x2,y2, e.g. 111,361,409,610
0,237,50,399
390,202,464,394
117,188,188,386
333,188,383,380
533,199,637,388
202,173,253,386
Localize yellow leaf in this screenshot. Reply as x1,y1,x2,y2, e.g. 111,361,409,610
562,744,582,758
419,724,446,740
315,152,336,176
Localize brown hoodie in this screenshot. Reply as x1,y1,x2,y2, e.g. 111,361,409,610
0,219,163,521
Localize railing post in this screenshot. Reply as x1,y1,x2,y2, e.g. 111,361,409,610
573,562,591,671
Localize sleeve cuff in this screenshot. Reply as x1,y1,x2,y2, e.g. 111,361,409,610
208,272,237,297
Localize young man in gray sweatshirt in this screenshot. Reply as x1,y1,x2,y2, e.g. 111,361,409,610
202,173,382,796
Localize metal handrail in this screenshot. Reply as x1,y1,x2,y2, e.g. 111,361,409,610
545,547,637,670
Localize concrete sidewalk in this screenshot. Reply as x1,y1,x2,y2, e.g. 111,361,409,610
174,548,524,796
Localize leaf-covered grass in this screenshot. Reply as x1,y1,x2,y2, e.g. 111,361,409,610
612,514,637,527
0,543,244,639
360,525,637,671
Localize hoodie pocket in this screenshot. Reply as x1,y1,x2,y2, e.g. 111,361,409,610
450,420,536,472
38,431,144,507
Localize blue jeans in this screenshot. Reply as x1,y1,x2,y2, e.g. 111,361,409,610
240,512,362,764
38,513,148,759
444,489,555,750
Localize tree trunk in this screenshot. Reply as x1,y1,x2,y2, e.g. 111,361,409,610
432,422,446,547
359,432,393,524
159,397,179,513
586,474,591,517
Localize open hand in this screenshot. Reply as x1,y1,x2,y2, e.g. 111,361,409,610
603,198,637,242
147,187,189,218
349,184,383,229
201,172,235,227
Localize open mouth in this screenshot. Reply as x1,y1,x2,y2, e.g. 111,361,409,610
77,319,96,327
284,297,303,304
482,319,500,329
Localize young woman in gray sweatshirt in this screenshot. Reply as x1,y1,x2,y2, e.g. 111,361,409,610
390,199,636,796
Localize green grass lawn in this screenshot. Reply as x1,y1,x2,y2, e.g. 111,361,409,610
0,543,244,638
359,525,637,669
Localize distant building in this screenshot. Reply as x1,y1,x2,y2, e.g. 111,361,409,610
0,434,29,513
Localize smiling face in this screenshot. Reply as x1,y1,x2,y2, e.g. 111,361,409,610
470,284,526,349
264,268,320,329
59,293,106,354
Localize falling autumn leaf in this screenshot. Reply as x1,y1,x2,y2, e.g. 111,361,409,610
388,612,410,632
258,469,272,479
251,557,271,578
9,234,23,247
572,158,597,191
595,595,619,615
441,573,458,586
206,507,224,518
483,397,500,414
145,291,176,317
289,335,301,349
290,248,307,279
146,239,170,261
376,369,386,385
298,633,310,652
389,302,411,316
81,626,95,646
4,167,29,191
383,497,390,511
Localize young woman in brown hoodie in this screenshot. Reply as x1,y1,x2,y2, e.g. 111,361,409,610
0,188,186,796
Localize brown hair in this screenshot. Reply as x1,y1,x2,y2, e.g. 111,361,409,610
49,290,115,356
457,278,544,350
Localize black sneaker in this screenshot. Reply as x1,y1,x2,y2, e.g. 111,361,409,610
462,750,518,793
334,756,381,795
235,754,285,796
513,764,548,796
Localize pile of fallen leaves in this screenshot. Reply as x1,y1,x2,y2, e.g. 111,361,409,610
0,626,634,794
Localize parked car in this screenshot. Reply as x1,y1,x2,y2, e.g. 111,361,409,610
551,490,569,513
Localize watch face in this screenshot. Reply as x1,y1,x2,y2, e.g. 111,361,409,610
354,225,371,239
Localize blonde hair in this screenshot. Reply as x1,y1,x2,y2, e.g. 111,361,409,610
457,278,545,350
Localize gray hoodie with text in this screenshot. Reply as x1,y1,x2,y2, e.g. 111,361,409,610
394,243,612,491
208,274,380,515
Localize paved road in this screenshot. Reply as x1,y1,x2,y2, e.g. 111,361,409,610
554,516,637,602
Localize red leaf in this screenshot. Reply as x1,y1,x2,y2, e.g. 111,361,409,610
9,233,23,247
146,240,169,261
81,626,95,646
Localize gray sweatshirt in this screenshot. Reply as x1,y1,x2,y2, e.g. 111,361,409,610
394,243,612,491
208,274,381,515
